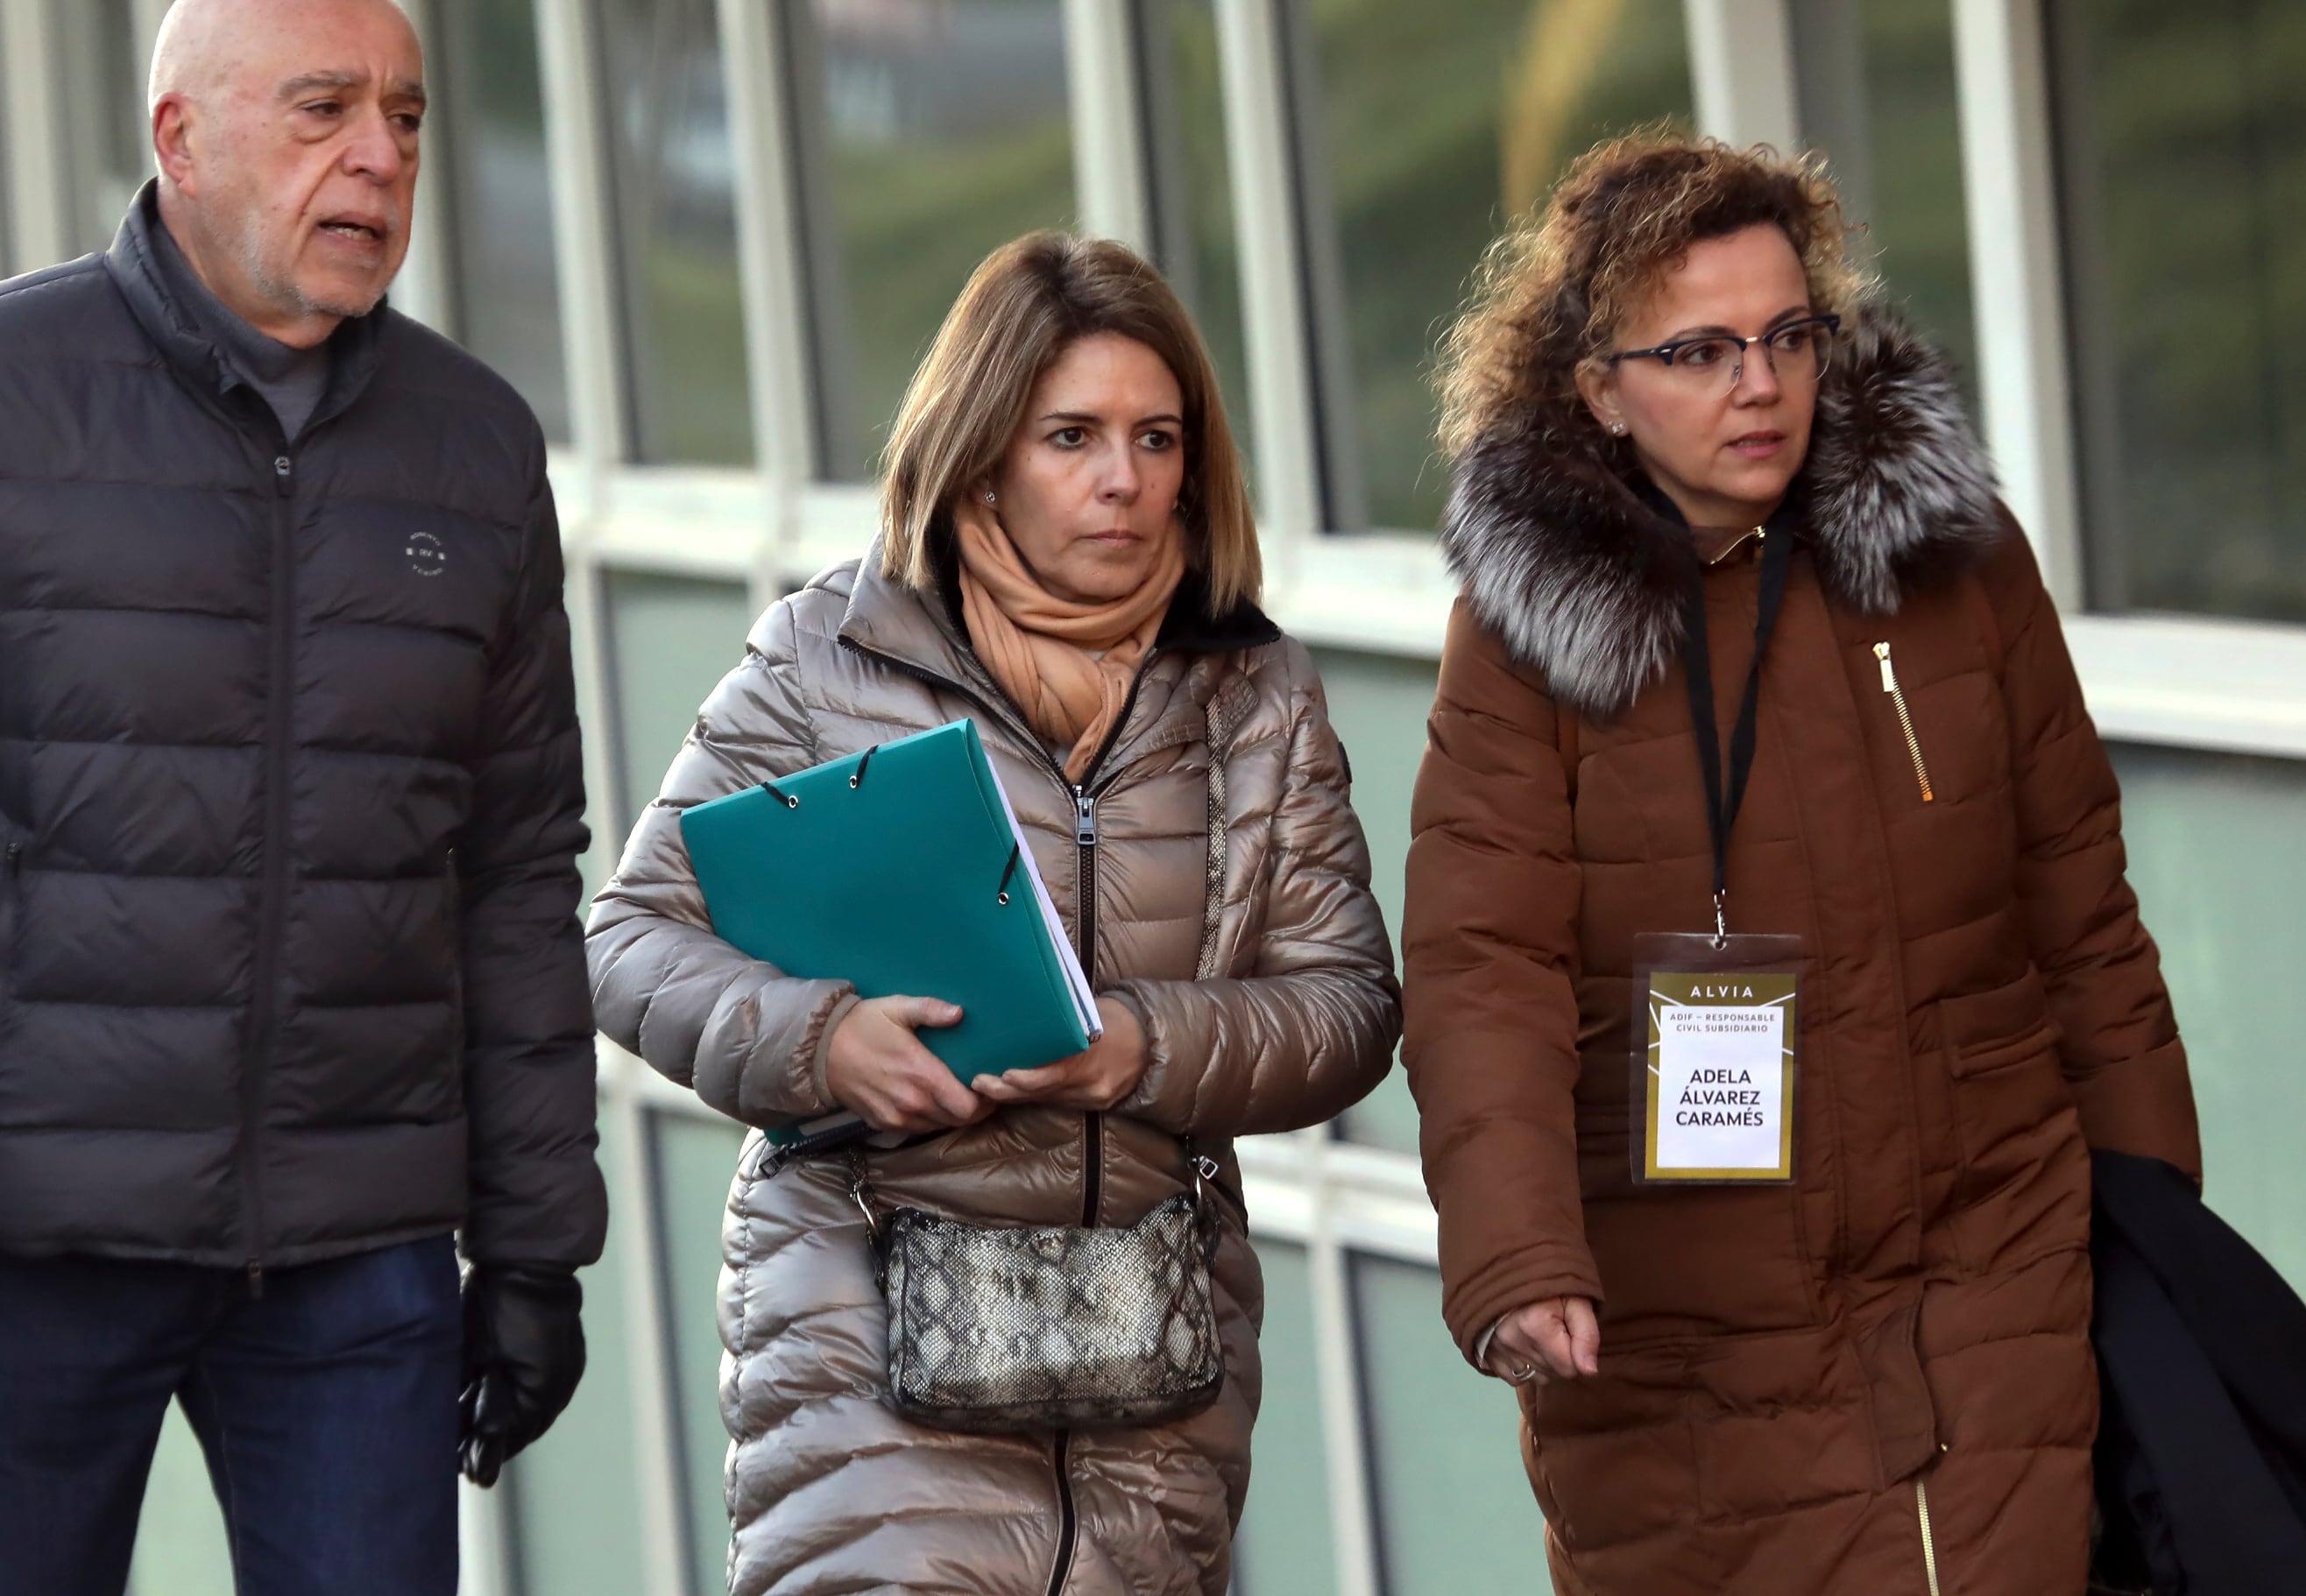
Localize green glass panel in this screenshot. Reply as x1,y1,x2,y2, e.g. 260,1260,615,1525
2052,1,2306,619
52,0,145,257
124,1408,235,1596
794,0,1079,479
1309,648,1438,1153
1232,1240,1337,1596
1350,1255,1545,1593
1791,0,1978,410
1301,0,1694,532
650,1111,749,1594
439,0,569,440
1142,0,1255,493
600,0,755,464
506,1105,650,1596
2109,745,2306,1288
600,572,758,838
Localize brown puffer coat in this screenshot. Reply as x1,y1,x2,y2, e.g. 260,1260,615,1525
1403,315,2200,1595
587,552,1399,1595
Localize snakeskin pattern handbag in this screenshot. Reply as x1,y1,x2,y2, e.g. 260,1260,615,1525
852,1148,1227,1434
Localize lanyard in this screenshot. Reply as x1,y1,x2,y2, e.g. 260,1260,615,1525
1681,519,1794,945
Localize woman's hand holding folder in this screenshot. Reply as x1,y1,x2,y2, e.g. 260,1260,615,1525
970,998,1147,1112
827,993,1149,1132
826,997,997,1134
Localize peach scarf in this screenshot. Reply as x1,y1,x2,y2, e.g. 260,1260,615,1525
953,502,1186,781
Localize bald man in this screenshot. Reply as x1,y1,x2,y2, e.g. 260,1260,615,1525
0,3,604,1590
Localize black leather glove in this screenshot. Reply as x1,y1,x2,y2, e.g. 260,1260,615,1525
458,1264,587,1487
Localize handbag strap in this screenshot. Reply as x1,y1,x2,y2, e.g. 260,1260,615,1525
848,1138,1220,1239
845,1145,883,1241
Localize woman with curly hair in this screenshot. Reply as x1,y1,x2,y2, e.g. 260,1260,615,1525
1403,131,2199,1592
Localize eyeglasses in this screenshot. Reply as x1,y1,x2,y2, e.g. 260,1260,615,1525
1607,314,1842,393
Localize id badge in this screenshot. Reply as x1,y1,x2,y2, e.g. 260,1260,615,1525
1630,933,1802,1184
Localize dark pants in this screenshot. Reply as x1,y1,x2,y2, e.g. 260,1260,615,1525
0,1236,462,1596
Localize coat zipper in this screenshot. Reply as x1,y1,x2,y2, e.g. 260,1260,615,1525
837,631,1149,1230
1872,642,1935,803
1072,785,1103,1230
1915,1477,1943,1596
237,445,298,1296
841,630,1152,1596
1043,1430,1079,1596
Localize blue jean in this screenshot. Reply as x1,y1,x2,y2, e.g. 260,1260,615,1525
0,1237,462,1596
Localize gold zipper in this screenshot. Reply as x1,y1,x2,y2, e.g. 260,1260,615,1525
1872,642,1935,802
1915,1478,1943,1596
1706,524,1767,566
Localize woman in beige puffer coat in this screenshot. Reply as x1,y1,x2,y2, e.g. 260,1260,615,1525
585,234,1400,1595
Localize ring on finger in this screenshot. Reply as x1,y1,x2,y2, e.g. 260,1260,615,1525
1505,1360,1540,1385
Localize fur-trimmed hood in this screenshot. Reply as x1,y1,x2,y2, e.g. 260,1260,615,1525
1439,308,2002,718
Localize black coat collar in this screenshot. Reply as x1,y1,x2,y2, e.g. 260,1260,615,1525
103,181,388,435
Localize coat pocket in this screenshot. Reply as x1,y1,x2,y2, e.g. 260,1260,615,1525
1937,969,2088,1269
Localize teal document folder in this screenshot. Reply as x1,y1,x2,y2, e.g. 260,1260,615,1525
679,720,1100,1145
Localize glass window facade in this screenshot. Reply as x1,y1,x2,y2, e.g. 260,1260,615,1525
1310,647,1439,1153
501,1109,653,1596
2108,744,2306,1285
651,1112,748,1593
598,572,759,837
2053,0,2306,621
125,1409,234,1594
24,5,2297,1592
1140,0,1255,491
1352,1255,1546,1591
53,0,145,255
0,20,13,276
1791,0,1977,404
437,0,571,441
1294,0,1694,533
601,0,756,464
1232,1240,1339,1594
789,0,1079,480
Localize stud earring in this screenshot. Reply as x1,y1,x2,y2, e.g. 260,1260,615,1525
1609,422,1628,437
983,491,996,505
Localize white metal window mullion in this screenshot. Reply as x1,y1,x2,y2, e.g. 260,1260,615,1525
555,547,690,1596
457,1482,518,1596
714,0,818,597
1211,6,1378,1588
0,0,68,273
1682,0,1800,151
601,1045,697,1596
1304,1133,1383,1596
531,4,689,1592
534,0,631,489
534,0,633,922
1064,0,1157,253
1951,0,2084,609
1212,0,1322,580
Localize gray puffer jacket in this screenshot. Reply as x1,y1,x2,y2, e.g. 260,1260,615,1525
586,552,1400,1595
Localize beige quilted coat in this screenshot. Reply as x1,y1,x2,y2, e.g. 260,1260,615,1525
585,553,1401,1595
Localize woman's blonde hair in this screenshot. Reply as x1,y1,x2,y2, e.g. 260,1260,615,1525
879,232,1261,611
1436,128,1868,459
